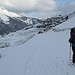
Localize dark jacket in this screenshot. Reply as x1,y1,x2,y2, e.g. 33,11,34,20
69,36,75,47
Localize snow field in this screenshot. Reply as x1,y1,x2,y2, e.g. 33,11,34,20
0,16,75,75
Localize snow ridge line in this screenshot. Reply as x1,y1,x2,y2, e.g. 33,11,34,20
52,28,71,32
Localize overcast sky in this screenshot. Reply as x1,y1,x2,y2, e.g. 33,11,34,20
0,0,75,18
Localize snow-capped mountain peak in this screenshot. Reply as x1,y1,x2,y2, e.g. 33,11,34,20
0,7,20,24
0,7,20,17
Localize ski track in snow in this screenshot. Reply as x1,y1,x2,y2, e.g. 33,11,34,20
23,30,75,75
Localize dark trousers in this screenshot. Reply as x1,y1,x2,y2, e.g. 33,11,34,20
72,47,75,63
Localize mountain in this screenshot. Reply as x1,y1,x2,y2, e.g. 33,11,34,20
0,14,75,75
0,9,75,48
0,7,42,35
37,11,75,29
0,2,75,35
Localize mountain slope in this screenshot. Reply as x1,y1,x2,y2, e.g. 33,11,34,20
0,16,75,75
0,6,75,35
0,7,42,35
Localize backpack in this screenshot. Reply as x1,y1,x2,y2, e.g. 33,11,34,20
70,27,75,39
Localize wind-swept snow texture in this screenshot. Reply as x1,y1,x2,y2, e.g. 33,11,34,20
0,16,75,75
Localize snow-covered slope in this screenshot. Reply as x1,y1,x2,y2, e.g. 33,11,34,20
0,26,42,48
0,16,75,75
54,15,75,29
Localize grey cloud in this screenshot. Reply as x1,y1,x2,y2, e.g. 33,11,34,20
57,2,75,14
0,0,57,18
0,0,75,18
0,0,56,12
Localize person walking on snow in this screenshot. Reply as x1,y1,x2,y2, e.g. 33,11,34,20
69,27,75,63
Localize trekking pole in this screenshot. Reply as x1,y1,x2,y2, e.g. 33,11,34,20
69,43,72,61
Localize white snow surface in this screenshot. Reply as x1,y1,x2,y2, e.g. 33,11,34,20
0,16,75,75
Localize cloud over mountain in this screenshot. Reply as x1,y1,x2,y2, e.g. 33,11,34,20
57,2,75,14
0,0,75,18
0,0,56,12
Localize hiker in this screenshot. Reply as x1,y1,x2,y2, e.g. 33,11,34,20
69,27,75,63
